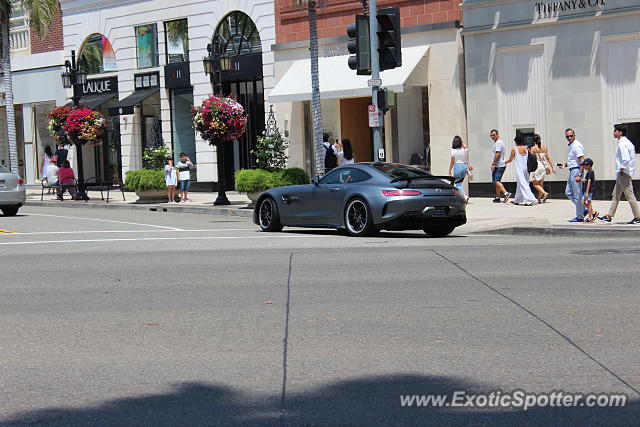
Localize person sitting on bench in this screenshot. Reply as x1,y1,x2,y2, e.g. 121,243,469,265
57,160,77,200
45,156,59,192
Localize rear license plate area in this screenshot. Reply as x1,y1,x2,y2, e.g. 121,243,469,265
432,207,447,216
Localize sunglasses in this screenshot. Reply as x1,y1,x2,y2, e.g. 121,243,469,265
565,135,575,139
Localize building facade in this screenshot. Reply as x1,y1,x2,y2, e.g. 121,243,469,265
59,0,276,188
0,2,66,184
463,0,640,194
269,0,466,177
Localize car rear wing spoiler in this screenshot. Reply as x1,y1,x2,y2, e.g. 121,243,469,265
390,176,455,186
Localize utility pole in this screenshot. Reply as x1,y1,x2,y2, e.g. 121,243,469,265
369,0,383,162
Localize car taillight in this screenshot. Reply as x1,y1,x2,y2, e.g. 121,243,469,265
381,189,422,196
17,178,25,185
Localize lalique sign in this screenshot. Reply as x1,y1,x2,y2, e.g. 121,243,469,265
81,77,118,96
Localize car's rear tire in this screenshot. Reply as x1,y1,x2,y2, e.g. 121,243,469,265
344,198,376,237
423,225,455,237
1,206,19,217
258,197,283,232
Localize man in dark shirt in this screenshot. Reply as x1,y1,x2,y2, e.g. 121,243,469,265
54,143,68,167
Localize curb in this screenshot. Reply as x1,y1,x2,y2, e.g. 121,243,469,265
24,200,254,219
473,226,640,238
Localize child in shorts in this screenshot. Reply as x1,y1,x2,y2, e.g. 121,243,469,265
580,158,597,222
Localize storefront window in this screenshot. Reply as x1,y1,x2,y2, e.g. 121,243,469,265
171,88,196,179
165,19,189,64
136,24,159,69
79,34,117,74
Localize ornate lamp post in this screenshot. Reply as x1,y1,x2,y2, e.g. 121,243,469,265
61,50,89,200
202,42,233,205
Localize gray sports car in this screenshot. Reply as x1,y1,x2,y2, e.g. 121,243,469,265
253,162,466,237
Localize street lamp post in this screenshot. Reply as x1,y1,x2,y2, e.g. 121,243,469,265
61,50,89,200
203,42,231,205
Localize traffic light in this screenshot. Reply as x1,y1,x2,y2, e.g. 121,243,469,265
376,8,401,71
347,15,371,75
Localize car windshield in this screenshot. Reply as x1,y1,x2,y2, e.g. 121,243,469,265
0,164,10,174
372,163,432,180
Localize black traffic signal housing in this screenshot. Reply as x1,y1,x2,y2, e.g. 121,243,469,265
347,15,371,75
376,7,402,71
376,88,388,113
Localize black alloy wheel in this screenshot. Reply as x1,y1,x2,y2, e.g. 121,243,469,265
344,198,376,237
258,197,283,232
423,225,455,238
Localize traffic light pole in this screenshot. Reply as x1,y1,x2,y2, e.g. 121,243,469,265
369,0,383,162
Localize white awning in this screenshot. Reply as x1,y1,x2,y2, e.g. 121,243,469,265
268,45,430,102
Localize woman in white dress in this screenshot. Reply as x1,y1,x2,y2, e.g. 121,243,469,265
41,146,53,193
336,138,355,165
505,136,537,206
164,158,177,203
529,134,555,203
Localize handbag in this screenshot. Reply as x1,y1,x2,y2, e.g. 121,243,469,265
527,149,538,173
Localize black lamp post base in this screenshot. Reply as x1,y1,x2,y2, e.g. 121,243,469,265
214,195,230,205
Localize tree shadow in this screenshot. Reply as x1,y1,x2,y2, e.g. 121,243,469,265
3,374,638,426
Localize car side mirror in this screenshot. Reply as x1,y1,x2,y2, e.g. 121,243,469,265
312,176,320,185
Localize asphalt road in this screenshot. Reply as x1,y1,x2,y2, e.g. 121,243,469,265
0,206,639,426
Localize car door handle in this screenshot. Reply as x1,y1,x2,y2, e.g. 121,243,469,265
330,187,341,192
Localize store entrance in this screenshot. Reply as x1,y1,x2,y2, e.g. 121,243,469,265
340,97,372,162
222,79,264,190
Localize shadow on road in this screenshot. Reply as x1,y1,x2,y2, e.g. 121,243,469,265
3,374,638,426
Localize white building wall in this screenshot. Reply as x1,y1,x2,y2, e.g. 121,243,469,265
60,0,276,181
463,0,640,184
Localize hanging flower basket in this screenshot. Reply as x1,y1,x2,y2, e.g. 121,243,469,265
192,95,248,143
64,107,107,145
47,106,74,145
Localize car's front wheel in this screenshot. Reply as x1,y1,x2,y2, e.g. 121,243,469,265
344,198,376,237
423,225,455,238
1,205,19,217
258,197,283,232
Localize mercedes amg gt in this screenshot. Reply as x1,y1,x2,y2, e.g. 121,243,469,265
253,163,466,237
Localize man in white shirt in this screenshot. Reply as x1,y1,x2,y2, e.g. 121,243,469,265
45,157,59,186
489,129,511,203
558,128,585,222
599,124,640,224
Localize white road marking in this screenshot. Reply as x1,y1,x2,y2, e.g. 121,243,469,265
22,212,183,230
1,228,255,235
0,235,309,246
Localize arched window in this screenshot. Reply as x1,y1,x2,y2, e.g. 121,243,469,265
79,34,117,74
213,11,261,57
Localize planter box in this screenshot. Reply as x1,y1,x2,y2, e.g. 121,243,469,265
135,189,168,203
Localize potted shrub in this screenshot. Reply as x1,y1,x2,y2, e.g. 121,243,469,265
235,167,310,207
235,169,272,207
124,169,167,202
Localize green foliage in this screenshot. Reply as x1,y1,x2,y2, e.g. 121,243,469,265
124,169,166,192
269,167,310,187
143,146,172,170
234,167,309,193
234,169,272,193
21,0,59,39
253,130,289,171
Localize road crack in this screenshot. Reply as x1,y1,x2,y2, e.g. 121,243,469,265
431,249,640,396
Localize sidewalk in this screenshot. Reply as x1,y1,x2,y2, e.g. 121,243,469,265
23,186,640,237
